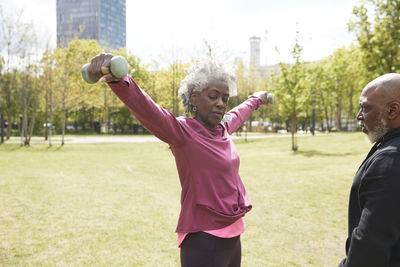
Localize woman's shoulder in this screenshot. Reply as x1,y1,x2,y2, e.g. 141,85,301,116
176,116,204,131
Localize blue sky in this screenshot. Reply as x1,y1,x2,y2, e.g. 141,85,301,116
2,0,360,66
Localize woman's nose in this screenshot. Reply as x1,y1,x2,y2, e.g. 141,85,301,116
216,97,225,107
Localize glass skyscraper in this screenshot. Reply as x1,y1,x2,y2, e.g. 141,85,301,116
56,0,126,49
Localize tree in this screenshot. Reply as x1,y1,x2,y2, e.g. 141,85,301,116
52,38,102,144
349,0,400,77
0,4,41,146
273,30,308,151
0,5,38,140
233,57,274,132
40,47,56,145
19,68,41,146
152,58,186,116
324,45,368,131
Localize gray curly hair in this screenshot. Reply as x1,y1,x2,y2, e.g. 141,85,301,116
178,58,237,115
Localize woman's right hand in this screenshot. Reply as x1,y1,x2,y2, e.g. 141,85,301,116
88,53,122,83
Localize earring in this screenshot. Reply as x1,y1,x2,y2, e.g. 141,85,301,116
192,106,197,112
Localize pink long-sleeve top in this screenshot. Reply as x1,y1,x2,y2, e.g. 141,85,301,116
108,75,262,234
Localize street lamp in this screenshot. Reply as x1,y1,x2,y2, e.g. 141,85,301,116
1,109,4,144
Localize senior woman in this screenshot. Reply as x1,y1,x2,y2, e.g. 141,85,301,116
89,53,270,267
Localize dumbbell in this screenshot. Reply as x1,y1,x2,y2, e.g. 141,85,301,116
81,56,129,84
267,93,274,104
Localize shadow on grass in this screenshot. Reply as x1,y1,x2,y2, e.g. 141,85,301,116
0,144,23,152
233,138,265,144
0,143,65,152
295,149,356,157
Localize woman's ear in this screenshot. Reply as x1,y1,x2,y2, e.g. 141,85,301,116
190,91,198,106
387,100,400,120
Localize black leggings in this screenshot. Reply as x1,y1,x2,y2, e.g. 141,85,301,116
180,232,241,267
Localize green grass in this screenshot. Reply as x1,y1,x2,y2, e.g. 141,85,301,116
0,133,370,266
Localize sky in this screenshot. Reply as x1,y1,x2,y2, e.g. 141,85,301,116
2,0,360,66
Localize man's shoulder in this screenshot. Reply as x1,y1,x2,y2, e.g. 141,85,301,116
362,139,400,170
366,141,400,174
373,146,400,162
379,137,400,154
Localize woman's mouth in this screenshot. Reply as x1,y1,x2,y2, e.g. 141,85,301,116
213,112,223,118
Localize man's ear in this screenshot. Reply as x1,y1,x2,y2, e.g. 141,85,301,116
387,100,400,120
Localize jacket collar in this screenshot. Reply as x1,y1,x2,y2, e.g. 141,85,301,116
362,126,400,165
375,126,400,149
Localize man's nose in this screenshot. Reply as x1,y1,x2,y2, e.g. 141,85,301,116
356,110,363,120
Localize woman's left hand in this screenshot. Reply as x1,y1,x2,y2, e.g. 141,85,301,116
253,91,270,105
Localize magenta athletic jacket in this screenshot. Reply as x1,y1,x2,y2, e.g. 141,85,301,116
108,75,262,233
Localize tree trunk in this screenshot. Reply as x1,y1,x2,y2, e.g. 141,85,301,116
61,86,66,146
44,89,49,141
290,113,298,151
19,116,23,147
336,97,342,131
49,86,53,147
26,98,38,146
21,103,27,146
0,111,4,144
347,91,354,131
324,108,330,132
6,90,11,140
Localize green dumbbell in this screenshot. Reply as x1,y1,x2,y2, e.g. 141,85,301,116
81,56,129,84
267,93,274,104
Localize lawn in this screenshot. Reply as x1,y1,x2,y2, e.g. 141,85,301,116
0,133,371,266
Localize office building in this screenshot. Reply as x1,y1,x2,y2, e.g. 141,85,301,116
56,0,126,49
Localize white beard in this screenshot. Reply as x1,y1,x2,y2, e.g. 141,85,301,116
363,115,389,144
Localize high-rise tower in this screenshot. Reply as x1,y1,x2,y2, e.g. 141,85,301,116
56,0,126,49
249,36,261,68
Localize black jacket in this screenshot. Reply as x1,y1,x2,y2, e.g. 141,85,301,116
339,127,400,267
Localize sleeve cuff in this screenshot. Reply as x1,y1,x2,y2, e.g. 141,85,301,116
108,75,130,88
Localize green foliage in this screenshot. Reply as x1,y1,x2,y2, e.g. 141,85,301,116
232,58,276,125
53,39,103,110
232,58,250,108
272,30,308,150
0,4,40,143
150,60,187,116
275,33,309,120
306,45,367,132
349,0,400,76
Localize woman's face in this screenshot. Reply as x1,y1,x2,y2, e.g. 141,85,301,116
191,80,229,127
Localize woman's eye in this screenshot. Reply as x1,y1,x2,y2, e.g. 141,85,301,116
209,95,217,100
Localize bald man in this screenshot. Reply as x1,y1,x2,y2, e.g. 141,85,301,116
339,73,400,267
